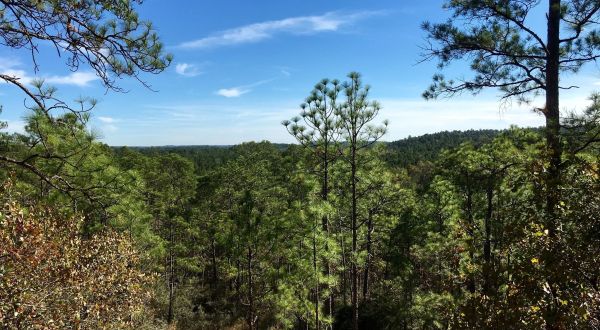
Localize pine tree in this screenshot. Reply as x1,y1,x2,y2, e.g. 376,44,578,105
336,72,387,330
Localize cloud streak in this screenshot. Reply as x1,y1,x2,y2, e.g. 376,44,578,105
101,93,589,146
217,87,250,98
0,57,98,87
175,63,203,77
45,71,98,87
96,116,119,133
103,124,118,132
178,11,382,49
216,78,276,98
98,116,116,123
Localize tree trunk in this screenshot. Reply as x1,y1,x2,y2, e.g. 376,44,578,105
545,0,562,237
483,181,493,296
247,247,256,330
362,211,374,301
340,231,348,306
211,238,218,289
351,145,359,330
465,179,475,295
465,177,476,326
322,155,333,325
544,1,563,328
167,223,175,324
313,226,320,330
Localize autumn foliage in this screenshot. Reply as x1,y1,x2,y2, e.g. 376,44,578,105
0,183,151,329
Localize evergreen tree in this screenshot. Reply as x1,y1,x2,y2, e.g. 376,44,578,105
422,3,600,325
283,77,343,328
336,72,387,330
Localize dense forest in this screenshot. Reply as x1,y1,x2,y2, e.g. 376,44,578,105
1,1,599,329
118,129,512,171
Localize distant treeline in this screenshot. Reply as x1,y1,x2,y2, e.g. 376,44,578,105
113,129,542,171
385,128,542,167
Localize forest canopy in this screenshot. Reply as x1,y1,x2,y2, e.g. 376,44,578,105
1,0,599,329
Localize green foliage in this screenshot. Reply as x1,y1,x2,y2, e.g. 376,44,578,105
0,0,171,89
1,18,598,327
386,129,514,167
2,109,598,328
421,0,600,101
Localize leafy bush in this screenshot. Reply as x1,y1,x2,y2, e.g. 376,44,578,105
0,181,153,329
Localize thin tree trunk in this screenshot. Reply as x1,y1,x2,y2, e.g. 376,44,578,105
544,1,563,328
340,230,348,306
247,246,255,330
314,225,320,330
436,204,444,292
362,211,374,301
351,145,359,330
211,238,218,289
545,0,562,237
236,259,241,313
466,179,475,295
167,223,175,324
322,155,333,325
465,177,476,326
483,181,493,296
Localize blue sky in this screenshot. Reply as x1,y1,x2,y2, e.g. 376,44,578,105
1,0,599,145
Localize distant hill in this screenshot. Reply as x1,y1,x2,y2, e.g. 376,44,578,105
113,129,542,171
385,129,505,167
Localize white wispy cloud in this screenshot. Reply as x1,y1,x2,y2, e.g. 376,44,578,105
44,71,98,86
178,11,382,49
96,116,119,133
0,57,21,70
216,78,275,98
98,116,116,123
97,116,120,133
175,63,203,77
102,92,596,146
102,124,118,132
0,56,98,87
4,120,26,134
217,87,250,98
0,58,33,84
0,68,34,85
